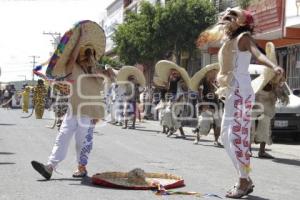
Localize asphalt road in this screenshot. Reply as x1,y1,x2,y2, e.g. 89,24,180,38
0,109,299,200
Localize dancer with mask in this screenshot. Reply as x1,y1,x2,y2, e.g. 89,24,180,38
198,8,284,198
31,21,107,179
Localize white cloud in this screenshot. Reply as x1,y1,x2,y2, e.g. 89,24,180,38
0,0,113,82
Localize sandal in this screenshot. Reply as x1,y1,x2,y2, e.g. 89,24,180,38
226,181,254,198
258,152,274,159
213,141,224,148
72,165,87,178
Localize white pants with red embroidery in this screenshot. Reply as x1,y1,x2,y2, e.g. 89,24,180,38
47,111,95,168
221,84,254,179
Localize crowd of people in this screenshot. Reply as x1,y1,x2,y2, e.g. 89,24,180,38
0,84,16,108
4,7,285,199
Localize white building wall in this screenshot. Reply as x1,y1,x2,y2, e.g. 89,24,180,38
103,0,124,52
102,0,165,53
285,0,300,28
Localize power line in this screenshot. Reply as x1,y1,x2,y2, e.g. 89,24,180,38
29,55,40,81
43,31,61,48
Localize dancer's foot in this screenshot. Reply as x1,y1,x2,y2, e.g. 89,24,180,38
167,128,175,137
194,134,200,144
213,141,223,148
31,161,53,180
193,138,199,144
72,165,87,178
226,179,254,198
258,152,274,159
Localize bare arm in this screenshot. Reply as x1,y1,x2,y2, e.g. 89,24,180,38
65,26,85,74
239,35,283,74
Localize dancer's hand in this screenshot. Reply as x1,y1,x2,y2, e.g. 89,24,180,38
274,66,284,75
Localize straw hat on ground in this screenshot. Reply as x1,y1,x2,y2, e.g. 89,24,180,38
155,60,191,89
190,63,220,91
91,168,184,190
46,20,106,78
116,66,146,87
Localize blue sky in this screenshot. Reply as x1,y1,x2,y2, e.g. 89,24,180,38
0,0,113,82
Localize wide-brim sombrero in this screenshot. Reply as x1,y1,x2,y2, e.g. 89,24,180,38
92,171,184,190
105,65,119,77
46,20,106,78
190,63,219,91
116,66,146,87
155,60,191,90
251,65,276,94
153,76,167,88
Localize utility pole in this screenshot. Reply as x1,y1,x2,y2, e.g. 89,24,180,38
29,55,40,81
43,31,61,49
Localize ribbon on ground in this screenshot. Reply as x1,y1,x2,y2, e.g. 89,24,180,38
152,182,222,198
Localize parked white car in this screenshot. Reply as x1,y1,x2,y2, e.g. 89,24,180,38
249,64,300,141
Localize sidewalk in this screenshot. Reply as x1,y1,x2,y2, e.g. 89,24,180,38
141,119,300,160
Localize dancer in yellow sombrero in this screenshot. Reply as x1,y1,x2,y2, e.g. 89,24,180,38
190,63,223,146
31,21,107,179
116,66,145,129
251,42,288,159
154,60,191,138
198,7,284,198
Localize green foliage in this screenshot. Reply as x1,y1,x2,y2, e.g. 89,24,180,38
113,1,161,65
155,0,216,62
236,0,253,9
98,56,124,69
113,0,216,67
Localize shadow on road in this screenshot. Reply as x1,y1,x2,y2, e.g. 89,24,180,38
133,128,160,134
248,195,270,200
0,152,15,155
37,178,83,182
0,123,16,126
0,162,16,165
272,158,300,167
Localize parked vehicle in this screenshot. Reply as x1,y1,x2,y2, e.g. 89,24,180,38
249,64,300,141
292,88,300,97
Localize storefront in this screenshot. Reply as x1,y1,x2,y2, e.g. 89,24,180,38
250,0,300,89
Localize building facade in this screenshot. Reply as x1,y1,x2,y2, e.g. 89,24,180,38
207,0,300,89
102,0,166,54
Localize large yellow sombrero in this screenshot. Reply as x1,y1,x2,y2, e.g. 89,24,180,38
190,63,220,91
116,66,146,87
46,20,106,78
251,42,281,93
153,76,167,88
155,60,191,89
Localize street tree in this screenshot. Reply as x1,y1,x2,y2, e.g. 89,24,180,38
113,0,216,80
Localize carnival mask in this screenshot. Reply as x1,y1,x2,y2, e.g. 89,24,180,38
219,8,254,35
78,45,97,73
